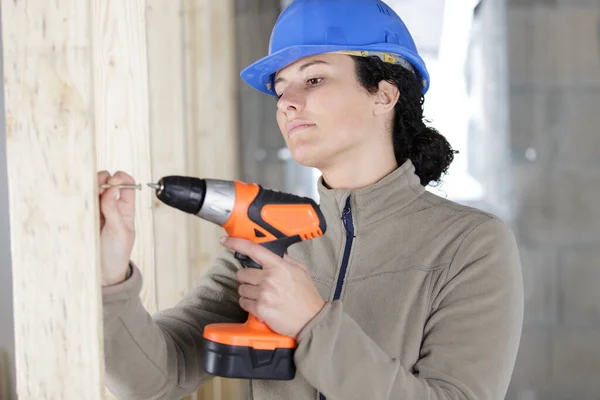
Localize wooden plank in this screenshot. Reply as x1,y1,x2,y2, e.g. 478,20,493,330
181,1,246,399
90,2,155,398
146,0,192,311
91,0,157,316
183,0,224,294
182,0,239,286
0,1,105,399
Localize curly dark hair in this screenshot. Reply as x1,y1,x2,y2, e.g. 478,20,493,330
351,55,455,187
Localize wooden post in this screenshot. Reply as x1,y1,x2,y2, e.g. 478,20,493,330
3,0,244,398
1,1,106,399
145,2,196,397
92,0,157,316
90,1,156,398
183,0,240,285
146,0,193,313
181,1,245,399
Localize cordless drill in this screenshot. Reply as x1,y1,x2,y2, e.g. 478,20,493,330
148,175,327,380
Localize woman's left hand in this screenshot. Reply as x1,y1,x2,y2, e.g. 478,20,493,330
220,236,326,339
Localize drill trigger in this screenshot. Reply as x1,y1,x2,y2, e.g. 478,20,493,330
234,235,303,269
261,235,302,258
235,252,262,269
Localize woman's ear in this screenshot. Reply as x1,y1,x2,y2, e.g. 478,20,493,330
373,80,399,116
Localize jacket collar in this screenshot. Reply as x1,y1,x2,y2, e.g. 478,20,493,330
316,158,425,230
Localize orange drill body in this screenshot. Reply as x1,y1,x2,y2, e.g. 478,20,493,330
150,176,327,380
223,180,325,244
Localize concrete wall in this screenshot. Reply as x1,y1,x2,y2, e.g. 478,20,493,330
504,0,600,398
466,0,513,221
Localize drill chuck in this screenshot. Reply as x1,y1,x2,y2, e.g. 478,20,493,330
150,176,235,226
152,176,207,215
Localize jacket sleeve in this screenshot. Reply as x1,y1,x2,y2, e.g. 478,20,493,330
102,248,247,400
293,217,524,400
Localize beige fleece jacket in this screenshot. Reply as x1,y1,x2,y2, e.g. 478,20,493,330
102,159,524,400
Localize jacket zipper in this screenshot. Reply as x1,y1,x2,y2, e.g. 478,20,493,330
320,196,355,400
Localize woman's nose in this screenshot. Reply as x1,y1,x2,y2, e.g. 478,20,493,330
277,88,305,114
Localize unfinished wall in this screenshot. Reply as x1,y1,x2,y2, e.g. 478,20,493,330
504,0,600,398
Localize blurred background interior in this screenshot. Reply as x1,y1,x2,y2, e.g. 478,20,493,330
1,0,599,399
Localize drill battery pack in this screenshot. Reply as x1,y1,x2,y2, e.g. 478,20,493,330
203,339,295,380
202,314,296,380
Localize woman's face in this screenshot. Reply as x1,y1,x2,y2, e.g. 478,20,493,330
274,54,377,170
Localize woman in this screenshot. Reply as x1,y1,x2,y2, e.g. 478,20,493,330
100,1,524,399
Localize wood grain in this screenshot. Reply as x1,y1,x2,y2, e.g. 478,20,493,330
182,1,247,399
0,1,105,398
90,2,155,398
91,0,157,318
183,0,240,284
146,0,192,312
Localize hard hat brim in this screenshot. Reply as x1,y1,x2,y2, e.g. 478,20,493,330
240,44,430,96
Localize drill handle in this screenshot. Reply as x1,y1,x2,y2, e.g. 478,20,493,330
234,235,302,269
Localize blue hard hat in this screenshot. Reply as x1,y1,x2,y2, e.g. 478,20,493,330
240,0,430,97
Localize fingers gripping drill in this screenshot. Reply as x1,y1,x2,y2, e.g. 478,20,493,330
148,175,327,380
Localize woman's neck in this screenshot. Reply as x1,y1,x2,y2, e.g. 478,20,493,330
320,147,398,190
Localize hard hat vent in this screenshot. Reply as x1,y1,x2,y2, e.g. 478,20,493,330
376,3,392,16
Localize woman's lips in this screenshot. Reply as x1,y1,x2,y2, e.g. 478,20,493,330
287,120,315,137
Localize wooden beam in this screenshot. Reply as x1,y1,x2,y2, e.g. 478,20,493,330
145,2,197,398
146,0,191,312
92,0,157,318
1,1,105,398
90,2,156,398
181,1,245,399
183,0,239,284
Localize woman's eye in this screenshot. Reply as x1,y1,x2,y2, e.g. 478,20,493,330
276,78,323,99
307,77,324,86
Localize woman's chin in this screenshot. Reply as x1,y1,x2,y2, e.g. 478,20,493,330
290,147,326,169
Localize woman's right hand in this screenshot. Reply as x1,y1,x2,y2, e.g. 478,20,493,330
97,170,136,287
